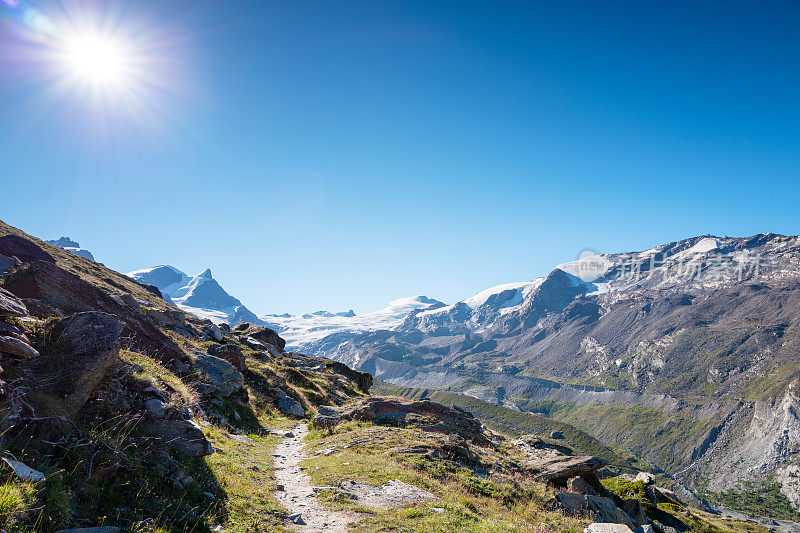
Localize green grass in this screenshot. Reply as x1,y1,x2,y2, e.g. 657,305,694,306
203,421,291,532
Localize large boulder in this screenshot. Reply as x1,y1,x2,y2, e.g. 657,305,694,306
28,312,124,419
147,418,213,457
233,322,285,351
313,397,487,444
194,354,244,397
20,298,63,318
208,343,246,371
0,235,54,264
3,261,183,360
202,322,223,342
0,287,27,317
621,499,649,527
327,360,373,392
529,454,607,483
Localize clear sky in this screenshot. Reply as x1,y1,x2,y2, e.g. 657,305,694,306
1,1,799,315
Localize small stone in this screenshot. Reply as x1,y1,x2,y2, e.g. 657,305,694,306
2,457,45,482
144,398,166,418
288,512,304,524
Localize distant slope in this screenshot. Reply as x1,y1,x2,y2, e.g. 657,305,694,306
372,380,646,472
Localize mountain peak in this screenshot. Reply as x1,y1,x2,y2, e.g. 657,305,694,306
198,268,213,279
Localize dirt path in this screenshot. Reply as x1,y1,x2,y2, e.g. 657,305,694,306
273,424,362,532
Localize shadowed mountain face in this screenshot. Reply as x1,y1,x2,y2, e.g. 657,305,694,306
305,234,800,507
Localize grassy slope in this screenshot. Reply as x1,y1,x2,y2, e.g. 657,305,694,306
304,421,588,533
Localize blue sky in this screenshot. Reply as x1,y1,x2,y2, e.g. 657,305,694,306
1,0,799,315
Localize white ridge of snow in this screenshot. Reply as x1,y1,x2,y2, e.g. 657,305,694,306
462,281,534,309
261,295,443,349
416,279,544,319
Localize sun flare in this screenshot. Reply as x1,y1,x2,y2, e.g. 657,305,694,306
62,33,129,86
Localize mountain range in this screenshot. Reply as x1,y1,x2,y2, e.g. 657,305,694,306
128,233,800,513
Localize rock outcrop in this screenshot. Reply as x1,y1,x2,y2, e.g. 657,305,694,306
27,311,124,420
194,354,245,397
234,322,286,351
313,397,487,444
4,260,184,360
0,235,55,263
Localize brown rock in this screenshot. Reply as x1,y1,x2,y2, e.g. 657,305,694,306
0,235,54,264
28,312,123,419
208,343,247,371
0,287,27,317
233,322,286,351
327,360,373,391
4,261,184,360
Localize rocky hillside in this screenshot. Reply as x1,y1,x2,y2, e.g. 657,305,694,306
309,233,800,517
0,220,376,531
0,219,771,532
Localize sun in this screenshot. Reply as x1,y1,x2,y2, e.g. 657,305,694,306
62,33,129,86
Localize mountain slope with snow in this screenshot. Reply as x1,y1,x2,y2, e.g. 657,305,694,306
317,233,800,511
127,265,263,326
261,295,444,350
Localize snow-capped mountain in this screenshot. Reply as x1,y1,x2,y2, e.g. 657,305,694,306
261,295,444,350
46,237,95,261
127,265,263,326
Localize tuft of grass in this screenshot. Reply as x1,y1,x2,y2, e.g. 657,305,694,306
0,482,35,529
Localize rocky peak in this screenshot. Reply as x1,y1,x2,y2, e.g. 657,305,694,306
46,237,80,248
